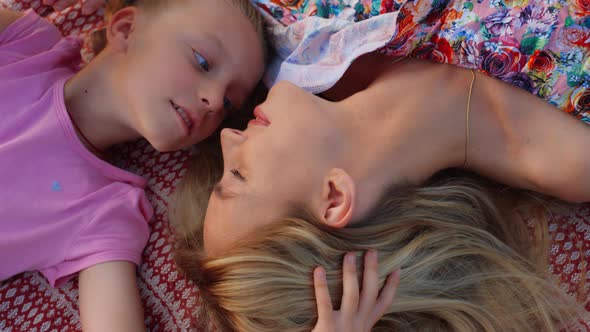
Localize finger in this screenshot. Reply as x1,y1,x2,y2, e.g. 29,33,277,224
81,0,104,15
370,269,401,325
358,250,379,315
313,266,334,328
340,252,359,316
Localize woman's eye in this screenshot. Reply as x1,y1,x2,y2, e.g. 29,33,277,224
230,169,246,181
193,50,210,72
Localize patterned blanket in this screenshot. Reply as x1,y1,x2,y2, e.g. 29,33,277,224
0,0,589,331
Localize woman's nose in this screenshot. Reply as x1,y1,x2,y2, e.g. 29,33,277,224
220,128,246,150
268,80,298,98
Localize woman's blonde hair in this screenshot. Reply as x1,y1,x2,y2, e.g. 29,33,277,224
91,0,268,60
172,157,582,331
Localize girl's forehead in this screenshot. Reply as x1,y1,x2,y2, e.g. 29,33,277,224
187,0,244,16
165,0,252,31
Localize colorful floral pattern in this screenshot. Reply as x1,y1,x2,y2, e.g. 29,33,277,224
254,0,590,124
0,2,588,331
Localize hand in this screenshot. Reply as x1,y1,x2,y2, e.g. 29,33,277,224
43,0,106,15
311,250,401,332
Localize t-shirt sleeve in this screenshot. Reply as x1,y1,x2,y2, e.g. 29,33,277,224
40,188,153,287
0,9,63,66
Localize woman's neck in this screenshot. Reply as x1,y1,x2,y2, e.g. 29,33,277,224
333,59,470,220
64,49,139,153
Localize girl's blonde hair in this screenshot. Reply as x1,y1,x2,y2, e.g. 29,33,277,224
91,0,268,60
172,153,583,331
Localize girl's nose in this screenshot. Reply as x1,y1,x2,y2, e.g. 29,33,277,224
198,85,225,113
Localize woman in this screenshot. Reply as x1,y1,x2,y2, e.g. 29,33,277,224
173,57,589,331
169,1,590,331
171,0,590,330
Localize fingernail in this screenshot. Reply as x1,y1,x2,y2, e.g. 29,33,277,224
346,253,356,264
368,249,377,259
316,267,325,278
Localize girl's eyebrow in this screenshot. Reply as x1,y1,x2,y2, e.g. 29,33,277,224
186,33,225,59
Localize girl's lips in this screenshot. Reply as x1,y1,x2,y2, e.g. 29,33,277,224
170,101,191,137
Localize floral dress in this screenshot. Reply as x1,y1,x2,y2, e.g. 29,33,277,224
254,0,590,124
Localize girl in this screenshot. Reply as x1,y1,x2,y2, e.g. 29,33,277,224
0,0,266,330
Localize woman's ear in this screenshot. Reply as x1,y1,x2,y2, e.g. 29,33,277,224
105,7,138,53
315,168,355,229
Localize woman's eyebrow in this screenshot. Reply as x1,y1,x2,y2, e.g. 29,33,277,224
213,182,237,200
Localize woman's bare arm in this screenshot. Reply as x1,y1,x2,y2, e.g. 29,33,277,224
465,69,590,202
364,59,590,202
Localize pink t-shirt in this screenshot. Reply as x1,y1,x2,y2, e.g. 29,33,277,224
0,10,153,286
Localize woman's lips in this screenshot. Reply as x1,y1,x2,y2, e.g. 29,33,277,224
248,118,269,127
252,106,271,126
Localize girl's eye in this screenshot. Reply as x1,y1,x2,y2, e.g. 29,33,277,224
230,169,246,181
193,50,210,72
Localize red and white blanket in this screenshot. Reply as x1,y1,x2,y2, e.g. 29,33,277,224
0,1,589,330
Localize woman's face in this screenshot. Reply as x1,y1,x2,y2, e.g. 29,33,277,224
203,81,338,256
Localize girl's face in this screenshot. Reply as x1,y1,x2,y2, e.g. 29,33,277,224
116,0,265,151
